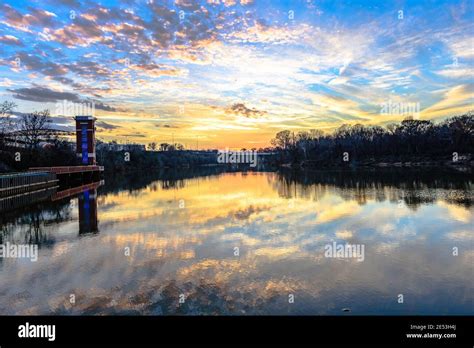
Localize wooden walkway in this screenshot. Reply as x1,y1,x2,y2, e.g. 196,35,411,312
29,165,104,175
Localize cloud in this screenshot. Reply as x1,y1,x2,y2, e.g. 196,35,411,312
156,124,180,128
8,85,118,112
0,35,23,46
3,52,68,77
227,22,313,45
51,0,81,7
0,78,13,87
127,60,184,78
121,133,146,138
8,85,81,103
421,84,474,119
45,16,105,47
96,121,120,130
447,34,474,59
68,60,110,78
435,66,474,79
335,230,353,239
0,4,59,31
94,102,117,112
226,103,266,118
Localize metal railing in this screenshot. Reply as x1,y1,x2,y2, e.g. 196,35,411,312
0,172,58,197
29,165,104,174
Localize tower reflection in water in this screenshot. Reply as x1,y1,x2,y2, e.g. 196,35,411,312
52,180,103,235
78,187,99,234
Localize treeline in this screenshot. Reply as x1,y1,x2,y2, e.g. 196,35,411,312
0,138,77,172
0,145,220,173
271,114,473,167
96,148,218,173
147,142,185,151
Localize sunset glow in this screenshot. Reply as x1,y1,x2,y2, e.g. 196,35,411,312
0,0,473,148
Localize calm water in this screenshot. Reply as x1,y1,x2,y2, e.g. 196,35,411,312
0,169,473,315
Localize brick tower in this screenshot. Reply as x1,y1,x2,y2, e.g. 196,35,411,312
74,116,96,165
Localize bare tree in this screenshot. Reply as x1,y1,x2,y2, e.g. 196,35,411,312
271,130,292,150
309,129,324,140
159,142,184,151
0,101,17,146
20,110,52,148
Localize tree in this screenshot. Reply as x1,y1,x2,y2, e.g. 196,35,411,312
270,113,474,165
271,130,292,150
0,101,17,146
19,110,52,149
444,113,474,149
309,129,323,140
148,142,157,151
296,131,312,159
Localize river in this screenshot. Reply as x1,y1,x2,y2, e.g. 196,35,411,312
0,168,472,315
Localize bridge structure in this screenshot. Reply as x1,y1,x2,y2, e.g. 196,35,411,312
3,129,74,148
5,129,74,137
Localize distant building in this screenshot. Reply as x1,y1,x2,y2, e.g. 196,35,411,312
96,142,146,152
121,144,146,151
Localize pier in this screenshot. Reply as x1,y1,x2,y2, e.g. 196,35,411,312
0,171,58,198
29,165,104,182
29,165,104,175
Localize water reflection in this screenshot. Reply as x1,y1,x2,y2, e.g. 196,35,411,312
0,180,103,245
276,169,473,209
0,169,472,315
78,189,98,234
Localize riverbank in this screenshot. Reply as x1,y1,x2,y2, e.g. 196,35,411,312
292,154,474,173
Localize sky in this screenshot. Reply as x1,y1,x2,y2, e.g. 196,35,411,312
0,0,473,149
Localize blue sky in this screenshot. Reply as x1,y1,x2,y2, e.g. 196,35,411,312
0,0,472,147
